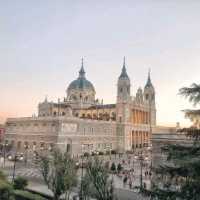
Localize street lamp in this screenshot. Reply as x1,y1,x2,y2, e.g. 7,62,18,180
80,144,84,200
2,142,8,168
24,144,29,166
134,153,149,192
12,153,23,182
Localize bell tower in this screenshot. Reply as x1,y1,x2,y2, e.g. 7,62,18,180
144,70,156,125
116,57,131,123
116,57,132,153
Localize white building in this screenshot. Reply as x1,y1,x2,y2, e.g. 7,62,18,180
4,58,157,156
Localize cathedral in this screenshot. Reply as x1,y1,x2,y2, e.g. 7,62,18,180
4,58,156,156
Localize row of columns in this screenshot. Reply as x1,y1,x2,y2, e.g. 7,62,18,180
132,109,150,124
80,111,116,121
130,131,149,148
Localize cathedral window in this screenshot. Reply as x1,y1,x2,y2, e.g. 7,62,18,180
53,112,57,116
85,96,88,102
62,112,65,116
127,87,130,93
145,94,149,100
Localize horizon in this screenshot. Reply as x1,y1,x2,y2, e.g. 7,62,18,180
1,1,200,127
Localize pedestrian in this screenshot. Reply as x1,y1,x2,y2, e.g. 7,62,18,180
149,171,152,177
123,176,128,187
129,180,132,189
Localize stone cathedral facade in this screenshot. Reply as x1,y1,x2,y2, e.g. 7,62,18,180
4,58,156,156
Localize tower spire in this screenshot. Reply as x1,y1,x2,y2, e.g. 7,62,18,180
79,57,85,78
123,56,126,68
119,56,129,79
145,68,153,88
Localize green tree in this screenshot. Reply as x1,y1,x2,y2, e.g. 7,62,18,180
117,163,122,173
179,83,200,106
110,163,116,173
82,157,115,200
147,83,200,199
39,149,77,200
0,170,14,200
13,176,28,190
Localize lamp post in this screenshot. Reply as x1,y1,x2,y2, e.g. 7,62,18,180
3,142,8,168
24,144,29,166
12,153,23,182
80,144,84,200
80,155,84,200
134,153,149,192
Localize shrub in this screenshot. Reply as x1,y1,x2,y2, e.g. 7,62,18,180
110,162,116,172
105,150,110,155
83,152,90,157
117,163,123,173
0,180,14,200
13,176,28,190
14,190,47,200
111,150,117,154
126,150,133,154
98,151,104,155
0,170,6,181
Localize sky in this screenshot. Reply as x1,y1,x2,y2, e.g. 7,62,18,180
0,0,200,126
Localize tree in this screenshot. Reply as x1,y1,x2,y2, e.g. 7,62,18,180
82,157,115,200
147,83,200,199
117,163,122,173
179,83,200,106
110,163,116,173
39,149,77,200
13,176,28,190
0,170,14,200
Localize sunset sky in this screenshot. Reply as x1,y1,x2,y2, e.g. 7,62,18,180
1,1,200,126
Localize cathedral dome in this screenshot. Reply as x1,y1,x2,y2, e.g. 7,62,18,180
68,77,95,92
66,59,96,106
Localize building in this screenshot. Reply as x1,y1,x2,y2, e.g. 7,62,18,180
151,124,195,169
4,58,156,156
0,124,5,142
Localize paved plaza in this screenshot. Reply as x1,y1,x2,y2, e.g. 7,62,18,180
0,153,152,199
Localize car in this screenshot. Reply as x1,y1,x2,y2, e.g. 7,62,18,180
7,153,24,161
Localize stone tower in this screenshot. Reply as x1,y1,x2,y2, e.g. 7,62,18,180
116,57,131,123
143,70,156,126
116,57,132,152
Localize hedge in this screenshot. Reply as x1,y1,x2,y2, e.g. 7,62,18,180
0,180,14,200
14,190,47,200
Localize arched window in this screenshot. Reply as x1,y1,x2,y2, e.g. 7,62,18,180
70,95,77,101
99,113,103,120
67,144,71,152
53,112,57,116
85,96,88,102
93,114,97,119
111,112,116,121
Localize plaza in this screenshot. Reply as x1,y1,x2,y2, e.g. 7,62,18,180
0,151,152,200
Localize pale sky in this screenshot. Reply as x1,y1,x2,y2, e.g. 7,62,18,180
1,0,200,126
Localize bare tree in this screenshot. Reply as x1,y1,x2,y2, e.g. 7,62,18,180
82,157,115,200
39,149,77,200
